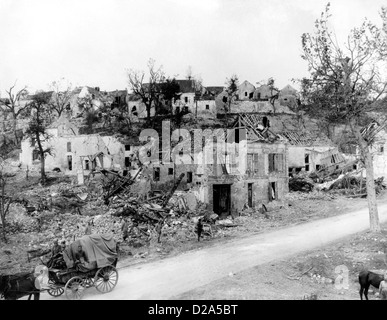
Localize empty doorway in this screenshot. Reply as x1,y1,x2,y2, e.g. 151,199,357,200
213,184,231,217
248,183,253,207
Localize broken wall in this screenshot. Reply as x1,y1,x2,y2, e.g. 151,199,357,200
195,100,216,117
253,85,272,100
237,81,255,100
288,146,306,168
288,146,341,173
127,100,154,121
216,100,296,115
142,161,200,192
206,141,289,215
19,134,125,175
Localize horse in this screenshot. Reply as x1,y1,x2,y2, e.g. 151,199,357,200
359,270,384,300
0,272,40,300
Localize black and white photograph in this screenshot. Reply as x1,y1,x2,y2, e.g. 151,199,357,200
1,0,387,307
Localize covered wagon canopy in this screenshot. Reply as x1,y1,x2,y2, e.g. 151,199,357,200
63,234,118,270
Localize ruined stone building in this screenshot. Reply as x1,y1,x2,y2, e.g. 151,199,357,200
277,131,343,175
127,93,153,122
237,80,256,100
69,86,116,118
127,80,224,122
17,78,384,218
215,81,299,116
132,114,289,217
171,81,226,119
19,116,125,175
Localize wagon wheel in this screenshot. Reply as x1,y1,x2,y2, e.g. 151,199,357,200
94,266,118,293
64,276,86,300
47,280,64,297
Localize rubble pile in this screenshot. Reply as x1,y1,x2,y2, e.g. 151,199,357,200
21,213,122,251
106,191,215,243
5,170,218,253
289,174,314,192
289,166,387,198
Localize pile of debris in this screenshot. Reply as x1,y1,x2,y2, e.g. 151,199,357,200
289,173,315,192
315,171,386,198
289,165,387,198
97,168,245,245
104,171,218,243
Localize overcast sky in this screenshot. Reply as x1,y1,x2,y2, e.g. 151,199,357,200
0,0,386,95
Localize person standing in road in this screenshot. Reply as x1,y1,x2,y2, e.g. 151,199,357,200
121,218,130,241
379,272,387,300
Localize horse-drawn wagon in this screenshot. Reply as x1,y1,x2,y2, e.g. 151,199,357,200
45,233,119,300
1,233,119,300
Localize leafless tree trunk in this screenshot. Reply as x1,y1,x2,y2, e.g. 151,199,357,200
0,83,30,146
0,168,12,242
127,59,165,125
49,79,73,117
351,120,380,231
25,92,53,186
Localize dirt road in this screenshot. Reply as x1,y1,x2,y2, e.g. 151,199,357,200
41,203,387,300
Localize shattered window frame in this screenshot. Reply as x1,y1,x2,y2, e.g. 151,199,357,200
247,154,253,174
253,154,259,174
268,153,284,173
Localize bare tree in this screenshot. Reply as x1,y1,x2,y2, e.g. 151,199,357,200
193,76,204,118
300,3,387,232
267,78,279,114
127,59,166,125
25,92,54,185
0,82,31,145
48,78,73,117
256,77,280,113
0,160,12,242
224,75,239,126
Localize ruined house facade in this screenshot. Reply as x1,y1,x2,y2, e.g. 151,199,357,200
132,116,289,217
125,79,300,122
237,80,256,100
216,82,299,116
19,116,125,175
277,131,342,175
205,140,288,217
127,80,223,121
